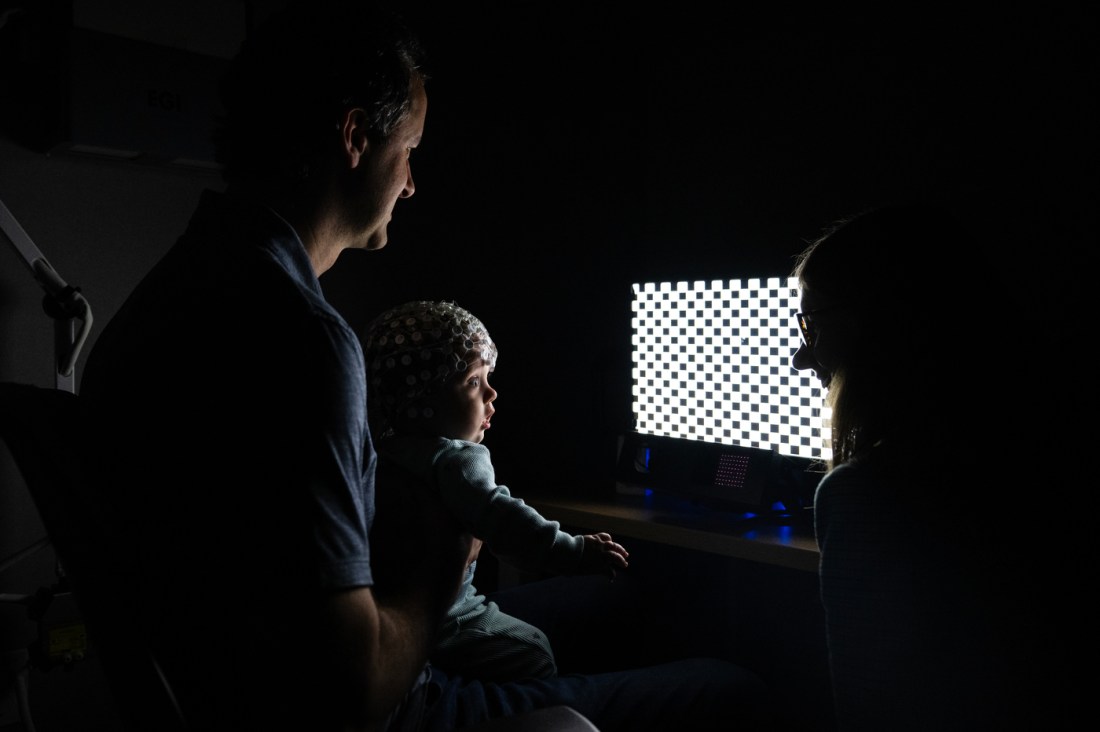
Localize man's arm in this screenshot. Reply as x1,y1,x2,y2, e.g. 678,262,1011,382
320,586,436,730
322,466,473,730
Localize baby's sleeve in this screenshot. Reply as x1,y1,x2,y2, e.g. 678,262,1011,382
436,441,584,574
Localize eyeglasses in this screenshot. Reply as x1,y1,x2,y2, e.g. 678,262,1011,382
795,307,837,348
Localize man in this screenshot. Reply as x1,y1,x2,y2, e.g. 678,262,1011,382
80,3,769,730
80,4,469,730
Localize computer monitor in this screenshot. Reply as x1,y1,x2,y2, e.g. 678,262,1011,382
617,277,829,512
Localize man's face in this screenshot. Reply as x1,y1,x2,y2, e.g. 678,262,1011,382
348,77,428,252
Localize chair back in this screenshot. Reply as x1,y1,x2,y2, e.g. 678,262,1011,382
0,381,189,731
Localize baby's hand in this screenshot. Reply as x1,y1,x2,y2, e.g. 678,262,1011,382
580,532,630,580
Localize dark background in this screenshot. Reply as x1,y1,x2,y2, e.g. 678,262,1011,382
322,2,1095,493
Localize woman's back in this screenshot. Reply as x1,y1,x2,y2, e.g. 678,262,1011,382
814,446,1049,730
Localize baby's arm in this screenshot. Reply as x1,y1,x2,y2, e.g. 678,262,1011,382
577,532,630,579
435,442,631,578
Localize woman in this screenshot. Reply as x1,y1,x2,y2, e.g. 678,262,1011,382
790,203,1076,731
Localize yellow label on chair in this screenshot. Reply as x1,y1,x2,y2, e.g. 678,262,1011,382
47,622,88,659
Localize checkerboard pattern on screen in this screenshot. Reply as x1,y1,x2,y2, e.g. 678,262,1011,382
631,278,831,461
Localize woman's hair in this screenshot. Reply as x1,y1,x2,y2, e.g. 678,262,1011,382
792,203,991,468
362,301,497,438
212,0,429,186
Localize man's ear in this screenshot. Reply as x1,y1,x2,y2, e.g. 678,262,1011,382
339,108,370,168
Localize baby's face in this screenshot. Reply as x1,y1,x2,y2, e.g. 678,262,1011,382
430,358,497,443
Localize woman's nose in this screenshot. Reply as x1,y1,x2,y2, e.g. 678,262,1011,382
790,344,817,372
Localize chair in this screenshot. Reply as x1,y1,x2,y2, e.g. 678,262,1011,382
2,382,599,731
0,381,190,731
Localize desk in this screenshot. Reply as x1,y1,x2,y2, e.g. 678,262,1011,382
508,487,834,732
524,486,820,573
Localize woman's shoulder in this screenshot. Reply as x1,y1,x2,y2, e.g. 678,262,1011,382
813,454,917,527
816,443,935,501
815,460,875,498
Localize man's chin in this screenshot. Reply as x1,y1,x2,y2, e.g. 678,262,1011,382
362,231,389,251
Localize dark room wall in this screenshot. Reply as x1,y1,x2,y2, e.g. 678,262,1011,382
321,2,1095,491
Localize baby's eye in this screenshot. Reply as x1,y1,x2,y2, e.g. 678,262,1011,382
469,377,481,387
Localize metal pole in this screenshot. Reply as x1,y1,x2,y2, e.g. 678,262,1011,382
0,198,93,393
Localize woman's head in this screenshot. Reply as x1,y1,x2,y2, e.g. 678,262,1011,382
790,203,988,466
363,301,498,440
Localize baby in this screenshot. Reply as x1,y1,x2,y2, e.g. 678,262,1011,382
363,300,629,681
